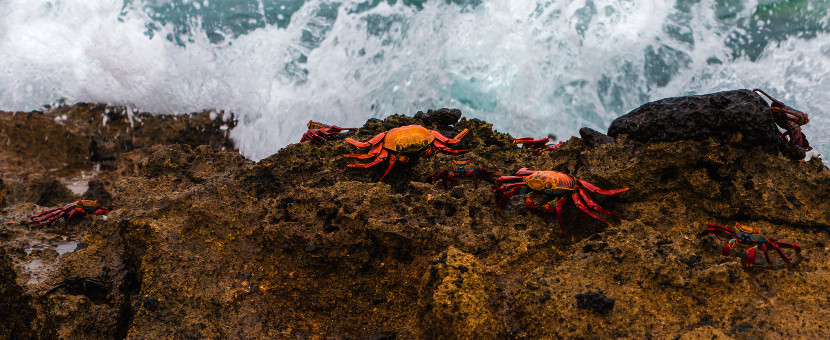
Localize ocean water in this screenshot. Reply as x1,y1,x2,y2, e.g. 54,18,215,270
1,0,828,161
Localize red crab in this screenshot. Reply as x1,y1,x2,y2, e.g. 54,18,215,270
345,125,469,182
493,169,628,233
697,222,801,268
28,200,110,228
427,160,501,189
513,137,563,152
300,120,356,143
753,89,811,159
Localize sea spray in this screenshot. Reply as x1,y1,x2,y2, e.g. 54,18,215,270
0,0,828,161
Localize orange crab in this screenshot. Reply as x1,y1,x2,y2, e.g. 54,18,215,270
493,169,628,233
345,125,469,182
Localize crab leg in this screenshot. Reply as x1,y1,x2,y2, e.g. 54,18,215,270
540,141,564,152
431,129,469,144
747,246,758,266
28,219,56,228
523,194,555,214
30,207,62,219
495,185,529,210
432,140,468,154
513,137,550,148
554,197,567,233
344,143,384,159
578,189,616,215
65,208,85,222
29,211,63,225
696,224,735,239
301,130,327,143
346,132,386,148
769,242,794,267
28,214,63,228
571,192,612,225
754,89,807,119
378,154,398,182
30,211,61,222
347,149,389,168
577,179,629,195
493,182,527,198
722,239,737,256
495,176,528,184
774,241,801,253
513,168,537,176
760,243,773,267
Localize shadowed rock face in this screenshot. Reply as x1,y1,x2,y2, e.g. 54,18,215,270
0,95,829,339
0,249,36,339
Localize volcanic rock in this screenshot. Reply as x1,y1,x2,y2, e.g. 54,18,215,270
414,108,462,126
607,89,784,155
0,97,829,339
575,290,615,314
579,127,615,148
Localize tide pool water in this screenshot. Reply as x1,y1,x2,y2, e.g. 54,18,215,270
1,0,828,161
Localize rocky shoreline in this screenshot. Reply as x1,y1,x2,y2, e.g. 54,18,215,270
1,91,828,338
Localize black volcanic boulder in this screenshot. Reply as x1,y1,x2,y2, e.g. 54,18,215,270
414,108,462,126
607,89,787,157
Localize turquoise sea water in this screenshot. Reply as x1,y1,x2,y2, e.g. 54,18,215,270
1,0,828,161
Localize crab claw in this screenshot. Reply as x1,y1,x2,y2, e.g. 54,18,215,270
722,239,737,257
746,246,757,267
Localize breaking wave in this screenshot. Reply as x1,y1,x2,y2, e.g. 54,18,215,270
1,0,828,161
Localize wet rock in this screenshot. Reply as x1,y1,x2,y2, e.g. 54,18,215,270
607,89,781,155
579,127,615,148
414,108,462,126
575,290,615,314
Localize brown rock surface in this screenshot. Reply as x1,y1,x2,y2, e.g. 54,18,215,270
0,99,828,339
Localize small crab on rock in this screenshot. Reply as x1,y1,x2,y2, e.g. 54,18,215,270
493,169,628,233
27,200,110,228
513,137,563,153
345,125,469,182
697,222,801,268
300,120,356,143
753,89,812,158
427,159,501,189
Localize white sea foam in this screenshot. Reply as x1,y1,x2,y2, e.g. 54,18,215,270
0,0,827,161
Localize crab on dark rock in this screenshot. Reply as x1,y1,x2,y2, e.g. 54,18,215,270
607,89,812,160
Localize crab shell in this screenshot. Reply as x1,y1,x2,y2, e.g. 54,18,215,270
732,223,772,243
73,200,110,215
523,171,579,195
380,125,440,161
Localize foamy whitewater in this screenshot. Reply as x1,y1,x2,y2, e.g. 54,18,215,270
1,0,829,161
